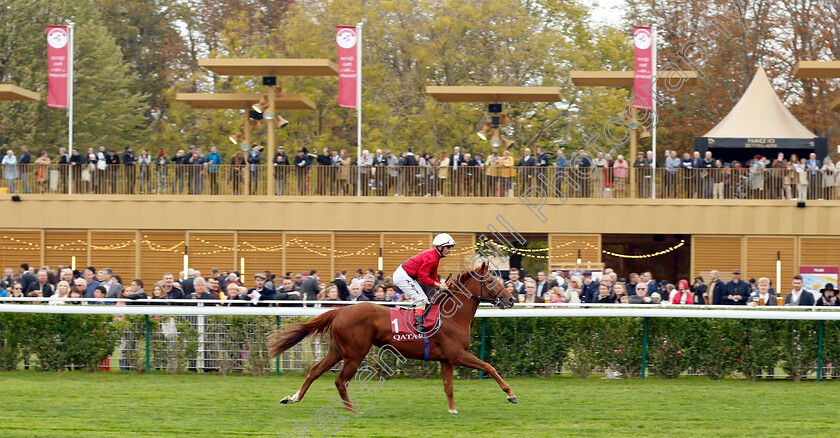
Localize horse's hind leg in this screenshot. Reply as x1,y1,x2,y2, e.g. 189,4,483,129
334,355,364,413
281,344,341,404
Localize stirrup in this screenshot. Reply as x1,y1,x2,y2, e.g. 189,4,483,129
414,314,427,333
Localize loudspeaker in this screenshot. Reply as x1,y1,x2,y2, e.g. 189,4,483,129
797,201,806,208
262,76,277,86
11,195,20,202
488,103,502,113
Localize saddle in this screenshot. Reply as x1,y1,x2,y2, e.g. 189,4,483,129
388,304,441,342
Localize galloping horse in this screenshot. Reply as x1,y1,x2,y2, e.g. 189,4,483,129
267,262,518,413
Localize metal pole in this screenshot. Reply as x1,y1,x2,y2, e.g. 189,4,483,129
818,320,825,382
641,317,649,379
67,22,74,195
355,23,363,197
650,24,657,200
144,314,151,374
478,317,487,380
275,315,281,376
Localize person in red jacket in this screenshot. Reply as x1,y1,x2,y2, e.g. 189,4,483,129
393,233,457,332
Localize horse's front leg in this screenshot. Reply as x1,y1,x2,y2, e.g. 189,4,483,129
441,360,457,413
451,350,517,404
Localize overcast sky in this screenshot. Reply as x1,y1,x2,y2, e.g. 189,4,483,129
590,0,626,28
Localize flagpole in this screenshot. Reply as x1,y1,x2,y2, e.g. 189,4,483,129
355,23,363,197
650,24,657,200
67,22,74,195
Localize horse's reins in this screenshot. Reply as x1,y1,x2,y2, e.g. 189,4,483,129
444,272,506,307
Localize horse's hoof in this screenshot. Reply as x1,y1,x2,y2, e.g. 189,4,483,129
280,396,290,404
507,397,518,404
448,409,459,414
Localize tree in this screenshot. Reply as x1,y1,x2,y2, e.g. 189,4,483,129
0,0,148,153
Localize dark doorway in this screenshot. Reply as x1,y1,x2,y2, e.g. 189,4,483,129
601,234,691,284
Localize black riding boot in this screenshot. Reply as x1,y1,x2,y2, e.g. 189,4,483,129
414,314,427,333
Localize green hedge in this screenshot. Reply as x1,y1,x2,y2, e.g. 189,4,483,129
0,313,835,380
475,317,833,380
0,313,118,371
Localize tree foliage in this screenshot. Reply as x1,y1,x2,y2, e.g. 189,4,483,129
1,0,838,158
0,0,148,151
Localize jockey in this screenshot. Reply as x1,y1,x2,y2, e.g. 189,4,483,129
393,233,456,333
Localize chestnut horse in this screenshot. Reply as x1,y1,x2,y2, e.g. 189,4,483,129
267,262,518,413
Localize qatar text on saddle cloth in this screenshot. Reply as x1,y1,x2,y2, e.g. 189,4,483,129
388,304,441,342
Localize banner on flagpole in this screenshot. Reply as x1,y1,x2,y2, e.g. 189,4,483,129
632,26,653,110
336,26,358,109
47,25,69,109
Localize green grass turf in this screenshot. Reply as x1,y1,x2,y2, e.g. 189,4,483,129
0,371,839,437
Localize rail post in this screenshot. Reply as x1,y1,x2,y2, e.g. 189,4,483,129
478,317,487,380
275,315,281,376
641,317,650,379
818,320,825,382
144,315,151,375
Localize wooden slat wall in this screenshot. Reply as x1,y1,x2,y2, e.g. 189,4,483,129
693,236,742,282
285,233,331,278
334,233,379,275
139,231,185,285
189,233,236,274
548,234,601,264
746,237,795,285
800,238,840,267
44,231,88,270
238,232,283,287
0,231,41,270
439,233,476,277
90,232,137,281
383,233,429,274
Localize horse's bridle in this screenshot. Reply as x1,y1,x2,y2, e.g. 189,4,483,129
446,273,507,308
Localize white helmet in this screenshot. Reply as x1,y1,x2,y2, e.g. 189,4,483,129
433,233,457,247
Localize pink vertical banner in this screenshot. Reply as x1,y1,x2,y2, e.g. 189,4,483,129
336,26,358,109
632,26,653,110
47,25,69,109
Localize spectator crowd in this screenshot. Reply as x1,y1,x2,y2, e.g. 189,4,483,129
2,262,836,308
3,144,837,200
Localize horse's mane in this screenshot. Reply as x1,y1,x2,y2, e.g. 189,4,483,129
449,265,483,287
448,263,499,290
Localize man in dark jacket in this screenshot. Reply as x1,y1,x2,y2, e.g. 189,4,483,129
18,264,36,293
701,270,726,305
723,269,750,305
784,275,816,306
273,276,302,306
123,147,136,194
25,270,53,298
355,275,378,301
301,270,320,306
241,272,274,306
106,150,120,193
19,145,31,193
580,271,599,303
189,277,215,304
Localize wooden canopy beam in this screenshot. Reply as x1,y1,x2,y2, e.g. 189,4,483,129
0,85,40,101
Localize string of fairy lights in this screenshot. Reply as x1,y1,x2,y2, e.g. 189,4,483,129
0,235,686,260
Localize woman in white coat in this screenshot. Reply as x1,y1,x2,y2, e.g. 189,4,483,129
2,150,18,193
